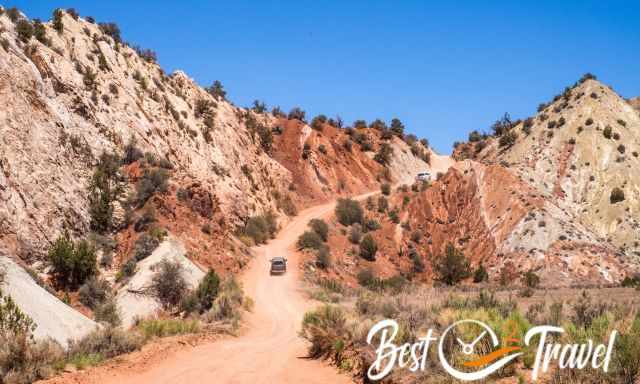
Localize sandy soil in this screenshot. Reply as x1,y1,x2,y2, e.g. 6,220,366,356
45,200,359,384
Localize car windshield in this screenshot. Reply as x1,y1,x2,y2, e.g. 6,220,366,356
272,260,284,266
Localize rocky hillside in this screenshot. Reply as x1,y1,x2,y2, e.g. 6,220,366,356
396,161,631,285
460,77,640,262
307,77,639,287
0,7,430,269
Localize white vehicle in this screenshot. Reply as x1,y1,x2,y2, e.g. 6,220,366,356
415,171,431,182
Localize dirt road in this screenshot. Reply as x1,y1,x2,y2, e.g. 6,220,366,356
77,200,353,384
43,158,453,384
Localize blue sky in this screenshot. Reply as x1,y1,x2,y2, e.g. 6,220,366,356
7,1,640,153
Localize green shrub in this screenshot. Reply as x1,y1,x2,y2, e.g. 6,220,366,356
68,326,142,362
363,218,381,232
16,19,34,43
310,115,327,131
612,313,640,383
473,264,489,283
135,168,169,207
206,80,226,100
150,260,187,309
287,107,306,122
133,233,160,261
33,19,49,45
603,126,612,139
309,219,329,241
389,209,400,224
66,8,79,20
390,118,404,137
48,234,97,289
353,120,367,129
335,198,363,226
206,277,247,323
348,223,362,244
377,195,388,213
359,234,378,261
297,231,324,250
241,212,278,244
88,152,123,233
380,183,391,196
374,143,393,165
122,137,143,164
522,270,540,288
0,332,63,383
78,278,111,309
432,243,471,285
356,268,378,287
93,299,121,326
610,187,625,204
137,318,200,340
252,100,266,113
0,291,35,336
570,291,609,329
6,7,21,23
468,130,482,142
315,246,331,269
300,305,348,360
52,8,64,33
499,130,517,147
98,22,121,44
369,119,387,131
409,248,425,273
621,274,640,288
189,269,221,313
119,259,137,282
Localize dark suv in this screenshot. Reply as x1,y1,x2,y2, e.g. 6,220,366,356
270,257,287,275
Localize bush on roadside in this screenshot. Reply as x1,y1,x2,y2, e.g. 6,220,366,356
335,198,363,226
136,318,200,340
298,231,324,251
67,326,142,365
205,277,248,325
182,269,221,314
150,259,187,310
308,219,329,242
300,305,349,360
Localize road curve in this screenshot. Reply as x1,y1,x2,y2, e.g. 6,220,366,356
79,200,353,384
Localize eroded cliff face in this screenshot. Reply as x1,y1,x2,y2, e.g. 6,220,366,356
398,162,631,285
453,79,640,267
0,10,430,266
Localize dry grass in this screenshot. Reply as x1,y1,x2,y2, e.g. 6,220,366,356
301,283,640,383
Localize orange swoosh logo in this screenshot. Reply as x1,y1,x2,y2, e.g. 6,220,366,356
462,346,522,368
